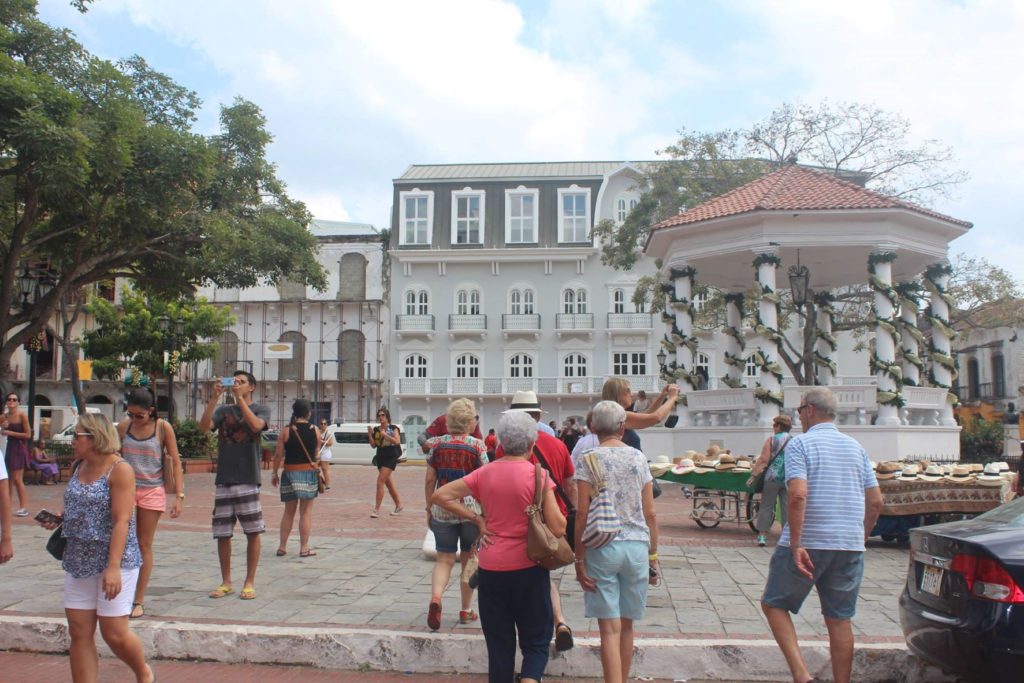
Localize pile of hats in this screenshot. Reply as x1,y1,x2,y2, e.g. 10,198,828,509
873,460,1014,487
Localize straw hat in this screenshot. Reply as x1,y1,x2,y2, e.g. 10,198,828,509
706,444,723,459
919,465,944,482
503,390,546,414
684,449,701,459
978,463,1005,487
896,465,920,481
671,458,696,475
944,465,974,483
734,459,752,472
992,461,1011,473
649,455,674,477
969,463,984,473
694,459,716,473
875,462,900,480
715,453,737,471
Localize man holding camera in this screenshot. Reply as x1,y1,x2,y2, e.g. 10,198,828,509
199,370,271,601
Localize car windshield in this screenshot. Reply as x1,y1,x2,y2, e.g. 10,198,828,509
973,495,1024,527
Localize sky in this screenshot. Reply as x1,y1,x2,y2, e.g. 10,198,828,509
37,0,1024,285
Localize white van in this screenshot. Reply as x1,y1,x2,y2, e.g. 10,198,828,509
327,422,410,465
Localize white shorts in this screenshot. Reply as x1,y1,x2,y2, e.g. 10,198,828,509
64,568,139,617
319,448,332,462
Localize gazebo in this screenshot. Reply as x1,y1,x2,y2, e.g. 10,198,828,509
644,164,972,461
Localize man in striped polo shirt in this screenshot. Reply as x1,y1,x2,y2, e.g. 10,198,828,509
761,387,883,683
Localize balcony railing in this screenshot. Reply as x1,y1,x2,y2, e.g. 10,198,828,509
395,314,435,331
448,314,487,331
392,375,664,396
556,313,594,330
953,381,1009,402
607,312,653,329
502,314,541,330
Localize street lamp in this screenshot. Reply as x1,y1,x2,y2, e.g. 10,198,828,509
656,348,668,372
788,250,814,384
18,263,55,433
158,314,186,423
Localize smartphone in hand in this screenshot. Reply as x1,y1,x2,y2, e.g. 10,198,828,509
34,509,62,525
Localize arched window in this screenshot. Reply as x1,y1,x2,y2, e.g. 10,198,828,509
745,354,759,378
992,353,1006,398
417,290,429,314
630,198,639,211
278,331,306,381
212,330,240,378
510,289,522,314
405,289,429,315
402,415,427,452
457,288,481,315
455,354,480,378
562,288,588,314
694,352,710,389
693,290,709,312
276,279,305,301
404,290,417,315
563,353,587,377
617,198,627,222
509,353,534,378
339,253,367,300
613,289,625,314
967,357,980,400
522,289,534,314
338,329,364,381
404,354,428,378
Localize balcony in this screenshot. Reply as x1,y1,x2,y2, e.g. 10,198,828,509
556,313,593,339
953,381,1009,402
501,314,541,339
394,314,435,339
448,314,487,339
392,374,665,398
607,312,654,331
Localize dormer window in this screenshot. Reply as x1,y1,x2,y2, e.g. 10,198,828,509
399,190,434,245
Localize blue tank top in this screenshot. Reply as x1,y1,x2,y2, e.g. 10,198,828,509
62,460,142,578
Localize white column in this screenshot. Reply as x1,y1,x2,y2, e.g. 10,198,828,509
754,253,782,426
925,265,958,426
871,255,901,426
724,293,745,388
814,294,835,386
670,265,694,427
899,287,922,388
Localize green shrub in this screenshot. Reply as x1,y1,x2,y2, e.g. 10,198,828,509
960,416,1005,463
174,418,216,459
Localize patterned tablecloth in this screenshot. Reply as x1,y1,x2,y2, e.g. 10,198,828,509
878,476,1017,516
657,469,754,494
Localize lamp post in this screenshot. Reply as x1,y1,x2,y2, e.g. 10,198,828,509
314,359,339,424
656,348,668,374
18,264,55,434
157,314,186,424
788,253,813,384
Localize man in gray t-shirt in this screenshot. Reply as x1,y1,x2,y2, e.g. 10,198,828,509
199,371,269,601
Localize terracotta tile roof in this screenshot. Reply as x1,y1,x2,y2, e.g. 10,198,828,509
651,165,972,230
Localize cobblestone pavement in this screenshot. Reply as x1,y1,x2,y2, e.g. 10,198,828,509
1,466,910,642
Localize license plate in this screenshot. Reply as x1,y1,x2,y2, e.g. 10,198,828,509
921,564,944,596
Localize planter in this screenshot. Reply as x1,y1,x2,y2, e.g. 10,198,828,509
181,459,216,474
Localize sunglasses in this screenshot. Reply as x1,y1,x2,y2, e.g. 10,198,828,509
73,432,94,440
127,411,149,419
6,398,18,402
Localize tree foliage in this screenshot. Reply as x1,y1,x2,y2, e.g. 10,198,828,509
594,100,968,272
0,1,325,379
79,288,233,382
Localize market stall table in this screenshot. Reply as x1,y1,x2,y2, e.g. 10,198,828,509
657,469,760,529
871,475,1017,541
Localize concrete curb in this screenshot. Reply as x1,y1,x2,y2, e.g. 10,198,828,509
1,616,956,681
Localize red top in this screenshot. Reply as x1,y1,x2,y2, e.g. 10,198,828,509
495,431,574,515
425,414,483,440
484,433,497,451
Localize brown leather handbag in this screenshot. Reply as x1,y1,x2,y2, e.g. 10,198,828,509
525,464,575,570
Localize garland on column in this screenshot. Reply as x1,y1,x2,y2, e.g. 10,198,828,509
721,293,746,388
923,263,958,404
811,292,837,376
867,252,904,407
750,254,783,405
660,266,700,391
894,281,927,385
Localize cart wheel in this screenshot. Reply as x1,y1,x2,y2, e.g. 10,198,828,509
693,501,722,528
746,495,761,533
881,534,896,542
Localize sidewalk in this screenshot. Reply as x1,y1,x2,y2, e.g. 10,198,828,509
0,467,951,681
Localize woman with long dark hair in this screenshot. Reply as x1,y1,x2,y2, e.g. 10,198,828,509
116,388,183,619
271,399,321,557
367,408,403,517
2,392,32,517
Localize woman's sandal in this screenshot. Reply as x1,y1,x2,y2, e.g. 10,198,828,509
130,602,145,619
555,622,574,651
276,549,287,556
458,609,478,624
239,586,257,600
300,549,317,557
208,585,234,599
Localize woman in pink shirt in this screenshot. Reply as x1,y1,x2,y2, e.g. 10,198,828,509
432,411,565,683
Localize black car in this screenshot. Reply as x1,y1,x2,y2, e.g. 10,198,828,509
899,496,1024,682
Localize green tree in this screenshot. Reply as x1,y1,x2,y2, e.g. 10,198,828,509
79,288,233,383
0,1,325,381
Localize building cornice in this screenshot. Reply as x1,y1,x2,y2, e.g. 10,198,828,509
391,246,598,263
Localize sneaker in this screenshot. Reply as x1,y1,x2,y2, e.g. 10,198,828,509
757,534,767,547
427,600,442,630
370,509,379,518
14,508,28,517
390,506,403,516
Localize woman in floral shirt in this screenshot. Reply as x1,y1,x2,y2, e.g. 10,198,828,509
38,413,152,683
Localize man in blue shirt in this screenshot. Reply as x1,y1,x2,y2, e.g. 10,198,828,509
761,387,883,683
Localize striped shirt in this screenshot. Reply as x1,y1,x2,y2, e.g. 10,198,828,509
779,422,878,551
122,427,163,489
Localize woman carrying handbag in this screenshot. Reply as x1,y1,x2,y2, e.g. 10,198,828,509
271,400,321,557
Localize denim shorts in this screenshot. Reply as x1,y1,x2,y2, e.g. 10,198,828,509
582,540,649,620
430,518,478,554
761,546,865,619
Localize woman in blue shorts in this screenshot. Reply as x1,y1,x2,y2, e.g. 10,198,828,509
573,400,660,683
